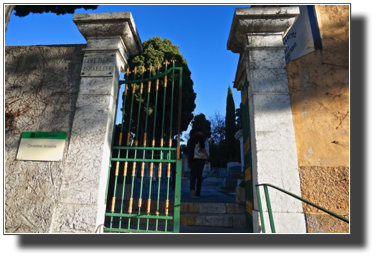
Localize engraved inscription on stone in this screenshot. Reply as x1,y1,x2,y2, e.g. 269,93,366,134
81,54,115,77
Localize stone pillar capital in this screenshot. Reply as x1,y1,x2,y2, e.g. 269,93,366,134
73,12,143,71
227,6,300,53
73,12,142,54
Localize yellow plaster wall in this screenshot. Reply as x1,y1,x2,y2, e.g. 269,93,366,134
286,5,349,232
286,5,349,167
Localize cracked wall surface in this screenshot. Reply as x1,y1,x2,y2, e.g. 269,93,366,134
5,45,85,233
286,5,349,233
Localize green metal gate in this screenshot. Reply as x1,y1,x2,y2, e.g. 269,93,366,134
241,80,254,232
104,59,183,233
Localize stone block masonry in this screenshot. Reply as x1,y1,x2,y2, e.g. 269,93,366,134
228,6,306,233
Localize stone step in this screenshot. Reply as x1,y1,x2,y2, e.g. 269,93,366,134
181,202,245,214
103,223,249,233
105,201,247,230
181,213,246,228
105,212,246,228
107,200,245,214
182,177,226,188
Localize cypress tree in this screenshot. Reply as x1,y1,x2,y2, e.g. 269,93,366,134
225,86,236,160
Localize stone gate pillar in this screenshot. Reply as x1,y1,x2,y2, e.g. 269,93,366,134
227,7,306,233
51,13,142,233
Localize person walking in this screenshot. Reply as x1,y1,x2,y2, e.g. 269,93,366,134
187,127,210,199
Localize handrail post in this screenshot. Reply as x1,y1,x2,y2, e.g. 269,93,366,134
263,185,276,233
255,186,266,233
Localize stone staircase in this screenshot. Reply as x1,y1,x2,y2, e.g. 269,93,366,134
104,199,248,233
104,176,248,233
180,202,247,230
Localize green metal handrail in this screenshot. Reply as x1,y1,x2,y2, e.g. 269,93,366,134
255,183,349,233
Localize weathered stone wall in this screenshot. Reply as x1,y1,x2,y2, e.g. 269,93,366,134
5,45,85,233
286,5,349,233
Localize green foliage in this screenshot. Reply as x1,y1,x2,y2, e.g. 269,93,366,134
235,102,242,132
210,139,240,168
14,5,98,17
191,113,211,139
209,140,227,168
225,86,236,160
122,37,196,145
208,91,241,168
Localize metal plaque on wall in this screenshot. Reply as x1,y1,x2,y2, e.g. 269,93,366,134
284,5,317,63
16,132,67,161
81,53,116,77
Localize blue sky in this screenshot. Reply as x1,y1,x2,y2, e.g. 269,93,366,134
5,4,249,129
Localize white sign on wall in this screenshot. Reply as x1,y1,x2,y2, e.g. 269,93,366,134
284,5,320,63
16,132,67,161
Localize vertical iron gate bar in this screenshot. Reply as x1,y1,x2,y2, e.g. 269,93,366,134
153,64,161,231
136,70,145,230
127,68,138,230
158,60,168,231
165,60,175,231
173,65,183,232
150,66,160,230
145,67,152,230
128,99,133,228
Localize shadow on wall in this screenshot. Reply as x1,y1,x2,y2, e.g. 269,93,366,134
242,7,349,115
238,13,350,167
5,44,86,153
286,28,350,167
4,44,89,233
251,29,349,113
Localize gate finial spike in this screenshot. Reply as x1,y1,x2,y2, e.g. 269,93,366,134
125,67,131,75
140,66,146,74
133,66,139,74
156,61,162,70
170,57,176,65
148,64,154,72
163,60,170,66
